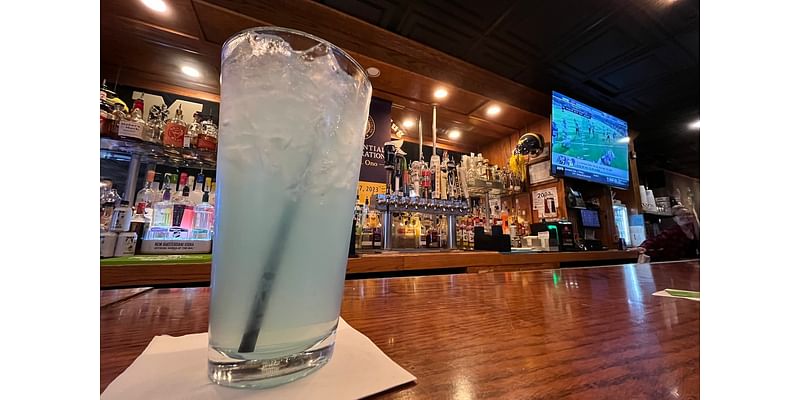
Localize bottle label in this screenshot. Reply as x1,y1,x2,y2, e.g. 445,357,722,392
135,202,146,215
118,120,144,139
163,123,186,147
197,135,217,152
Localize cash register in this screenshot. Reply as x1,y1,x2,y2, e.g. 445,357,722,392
530,220,576,251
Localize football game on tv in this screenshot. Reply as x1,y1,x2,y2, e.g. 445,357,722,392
551,91,630,188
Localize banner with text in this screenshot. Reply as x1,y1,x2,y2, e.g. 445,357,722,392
359,97,392,183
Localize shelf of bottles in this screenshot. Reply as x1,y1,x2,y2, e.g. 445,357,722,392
100,81,219,170
101,137,217,170
101,169,216,258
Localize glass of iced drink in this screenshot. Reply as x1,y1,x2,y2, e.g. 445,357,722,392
208,27,372,388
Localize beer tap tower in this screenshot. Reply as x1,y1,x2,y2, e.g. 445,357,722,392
370,107,469,251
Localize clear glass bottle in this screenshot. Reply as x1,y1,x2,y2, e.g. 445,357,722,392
134,170,158,218
192,191,215,240
151,188,174,228
185,111,203,149
189,174,205,205
172,185,196,230
197,118,219,152
163,105,188,148
109,103,126,138
144,104,166,144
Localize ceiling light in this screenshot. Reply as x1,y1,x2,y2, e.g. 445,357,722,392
141,0,168,13
689,119,700,130
366,67,381,77
617,137,630,144
434,88,448,99
181,66,201,78
402,119,415,128
487,105,501,116
448,129,461,139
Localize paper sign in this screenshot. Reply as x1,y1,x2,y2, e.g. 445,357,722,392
357,181,386,205
532,186,559,219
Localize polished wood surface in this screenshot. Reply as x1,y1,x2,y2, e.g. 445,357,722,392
99,250,639,288
99,287,153,308
101,260,699,398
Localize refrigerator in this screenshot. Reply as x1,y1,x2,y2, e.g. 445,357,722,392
612,204,631,247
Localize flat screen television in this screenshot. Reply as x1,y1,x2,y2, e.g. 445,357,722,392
550,91,629,188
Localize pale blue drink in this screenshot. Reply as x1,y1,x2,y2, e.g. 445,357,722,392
208,27,372,388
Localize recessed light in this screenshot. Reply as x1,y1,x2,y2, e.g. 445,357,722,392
181,66,201,78
402,119,415,128
486,105,501,116
434,88,448,99
366,67,381,77
141,0,168,13
448,129,461,139
689,119,700,130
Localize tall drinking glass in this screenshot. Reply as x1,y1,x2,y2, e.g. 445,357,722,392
208,27,372,388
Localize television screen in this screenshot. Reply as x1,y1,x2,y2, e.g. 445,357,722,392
580,209,601,228
550,91,629,188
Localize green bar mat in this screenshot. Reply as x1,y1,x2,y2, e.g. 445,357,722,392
664,289,700,299
101,254,212,266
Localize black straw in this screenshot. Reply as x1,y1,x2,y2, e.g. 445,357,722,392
237,205,299,353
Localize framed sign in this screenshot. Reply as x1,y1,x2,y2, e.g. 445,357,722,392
532,185,560,220
528,160,556,185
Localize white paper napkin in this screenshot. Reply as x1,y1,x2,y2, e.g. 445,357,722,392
102,318,416,400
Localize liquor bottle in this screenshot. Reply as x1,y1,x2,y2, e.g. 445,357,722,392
109,201,133,232
419,216,428,248
163,105,188,148
177,172,189,194
189,173,205,205
426,218,440,248
144,104,166,144
360,199,372,249
204,176,212,193
173,185,196,230
209,181,217,206
501,208,510,235
159,173,172,200
456,217,464,249
438,216,448,248
118,97,146,141
134,170,158,218
151,188,173,228
100,83,115,137
192,192,215,240
467,218,475,250
197,118,219,152
185,112,203,149
109,103,126,138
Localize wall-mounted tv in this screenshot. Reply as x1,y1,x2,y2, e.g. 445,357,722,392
550,91,629,189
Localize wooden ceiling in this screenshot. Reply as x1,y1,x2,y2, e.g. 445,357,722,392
315,0,700,177
101,0,550,154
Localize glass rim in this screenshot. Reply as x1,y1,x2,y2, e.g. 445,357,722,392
221,26,369,80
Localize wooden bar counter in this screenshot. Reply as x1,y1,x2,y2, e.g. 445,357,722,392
100,249,639,288
101,260,699,398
